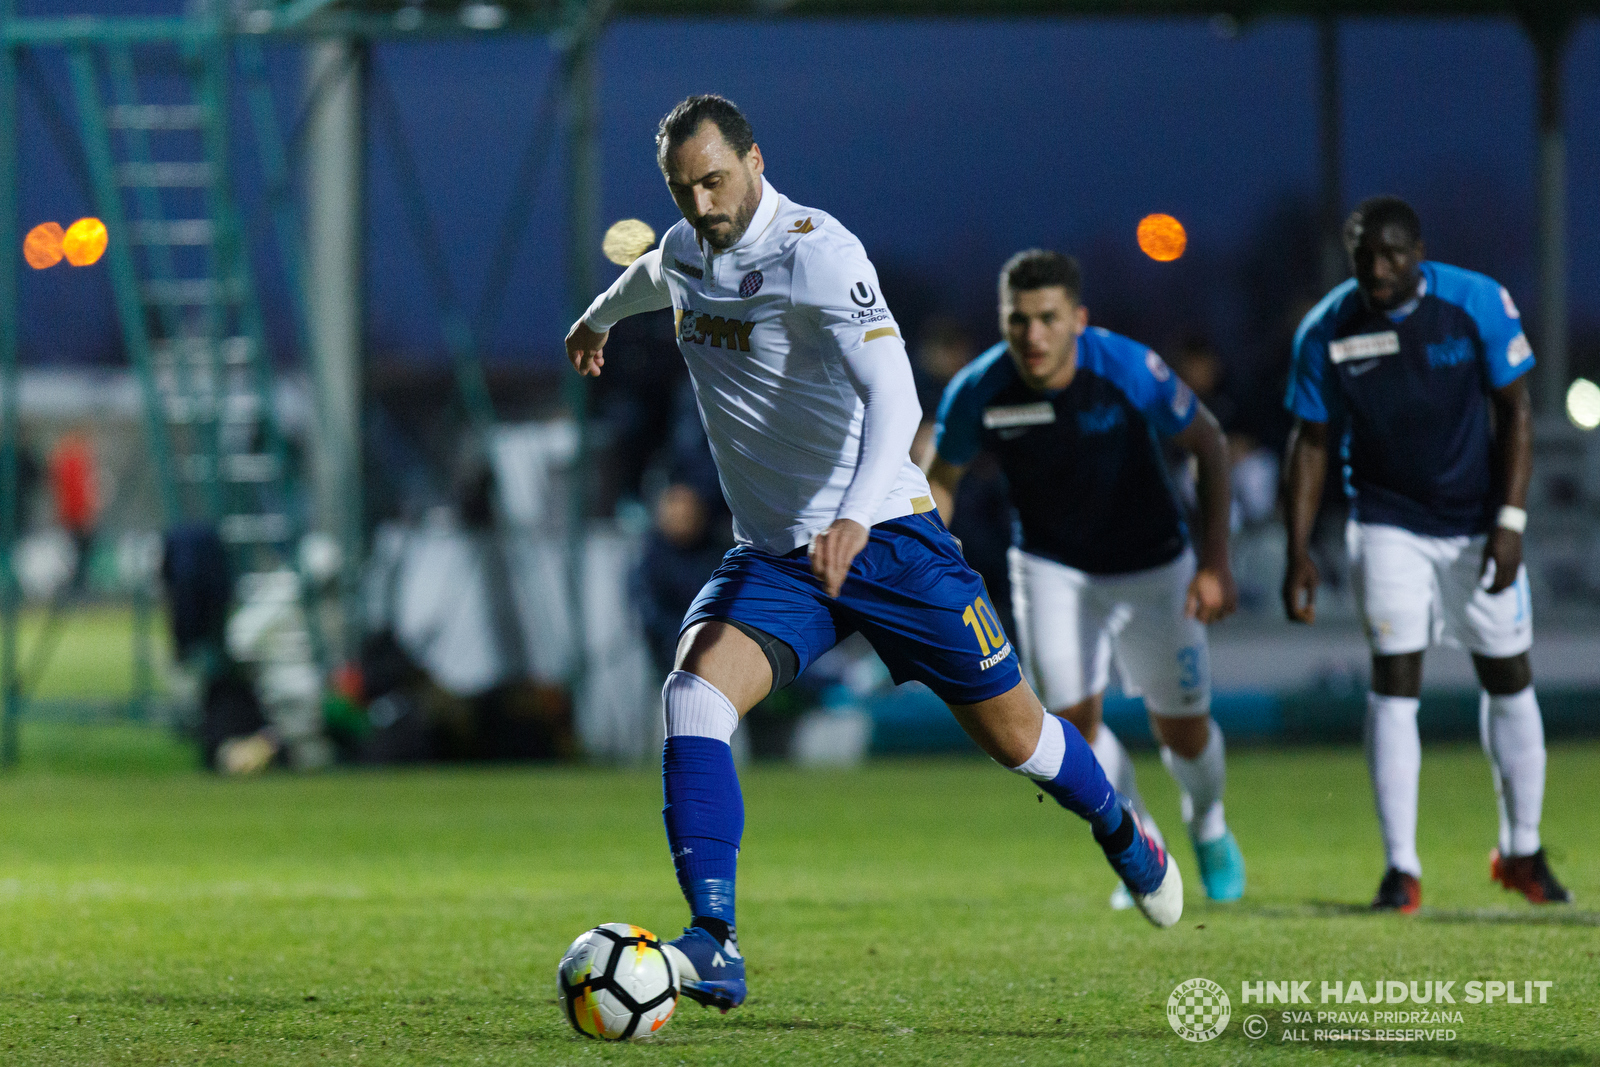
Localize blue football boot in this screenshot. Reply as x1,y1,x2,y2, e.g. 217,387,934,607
662,926,746,1012
1192,829,1246,902
1096,801,1183,928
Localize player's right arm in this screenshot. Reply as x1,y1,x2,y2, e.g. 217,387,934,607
1280,309,1335,624
565,247,671,377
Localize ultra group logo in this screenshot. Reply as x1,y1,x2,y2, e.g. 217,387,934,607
1168,978,1232,1042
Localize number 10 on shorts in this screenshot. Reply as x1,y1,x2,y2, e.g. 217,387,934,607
961,597,1007,657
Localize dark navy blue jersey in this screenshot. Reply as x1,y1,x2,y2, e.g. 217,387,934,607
934,327,1197,576
1286,261,1534,537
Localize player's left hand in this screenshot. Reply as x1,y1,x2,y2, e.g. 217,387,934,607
1481,528,1523,595
1186,565,1239,624
809,519,870,598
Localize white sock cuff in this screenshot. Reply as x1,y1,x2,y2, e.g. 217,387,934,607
1014,711,1066,781
663,671,740,743
1368,692,1421,717
1486,685,1539,715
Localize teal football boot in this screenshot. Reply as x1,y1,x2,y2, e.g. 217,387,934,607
1192,829,1246,901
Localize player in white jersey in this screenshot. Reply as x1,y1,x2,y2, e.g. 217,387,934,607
564,95,1181,1013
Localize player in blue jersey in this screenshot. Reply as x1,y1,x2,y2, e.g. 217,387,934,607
926,249,1248,907
565,97,1181,1013
1283,195,1569,911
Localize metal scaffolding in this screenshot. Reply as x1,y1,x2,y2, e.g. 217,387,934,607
0,0,1591,764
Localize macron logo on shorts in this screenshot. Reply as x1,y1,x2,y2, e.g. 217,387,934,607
979,642,1013,671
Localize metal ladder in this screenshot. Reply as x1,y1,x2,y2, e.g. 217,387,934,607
65,35,302,578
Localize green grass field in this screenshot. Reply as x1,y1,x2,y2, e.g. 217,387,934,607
0,727,1593,1065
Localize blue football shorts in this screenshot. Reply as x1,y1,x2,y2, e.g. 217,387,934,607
682,512,1022,705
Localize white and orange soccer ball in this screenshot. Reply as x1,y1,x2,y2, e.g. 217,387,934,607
557,924,678,1040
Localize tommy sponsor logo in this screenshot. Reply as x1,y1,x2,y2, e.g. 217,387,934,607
983,402,1056,430
672,257,704,280
677,308,757,352
1329,331,1401,364
849,282,877,308
739,270,764,298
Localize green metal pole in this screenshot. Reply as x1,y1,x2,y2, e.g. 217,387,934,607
561,1,605,713
0,3,21,767
67,47,181,526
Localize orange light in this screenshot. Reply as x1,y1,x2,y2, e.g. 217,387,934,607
1137,214,1187,262
23,222,65,269
62,217,108,267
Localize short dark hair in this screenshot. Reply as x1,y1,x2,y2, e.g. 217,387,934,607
1344,195,1422,251
656,95,755,169
999,249,1083,304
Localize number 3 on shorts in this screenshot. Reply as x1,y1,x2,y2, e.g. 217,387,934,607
961,597,1006,657
1177,646,1202,690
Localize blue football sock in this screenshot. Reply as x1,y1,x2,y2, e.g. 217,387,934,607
1036,718,1122,837
662,735,743,937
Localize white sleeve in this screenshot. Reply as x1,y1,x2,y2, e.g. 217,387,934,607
580,248,670,332
836,334,922,529
792,233,921,528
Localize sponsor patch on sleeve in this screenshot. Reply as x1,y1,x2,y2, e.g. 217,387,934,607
1145,349,1172,381
1507,333,1533,366
1171,379,1195,418
1500,286,1521,320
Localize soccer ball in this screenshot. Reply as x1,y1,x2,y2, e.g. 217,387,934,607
557,924,678,1040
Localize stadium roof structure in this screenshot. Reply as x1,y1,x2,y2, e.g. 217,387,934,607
5,1,1594,41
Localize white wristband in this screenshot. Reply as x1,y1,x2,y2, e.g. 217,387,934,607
1497,505,1527,534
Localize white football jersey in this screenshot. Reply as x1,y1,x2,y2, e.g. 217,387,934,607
583,179,931,555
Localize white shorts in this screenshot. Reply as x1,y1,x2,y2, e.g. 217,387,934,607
1348,521,1533,658
1008,546,1209,717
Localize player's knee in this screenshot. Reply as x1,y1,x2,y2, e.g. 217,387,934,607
1371,652,1424,698
1151,712,1211,760
1473,652,1531,696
